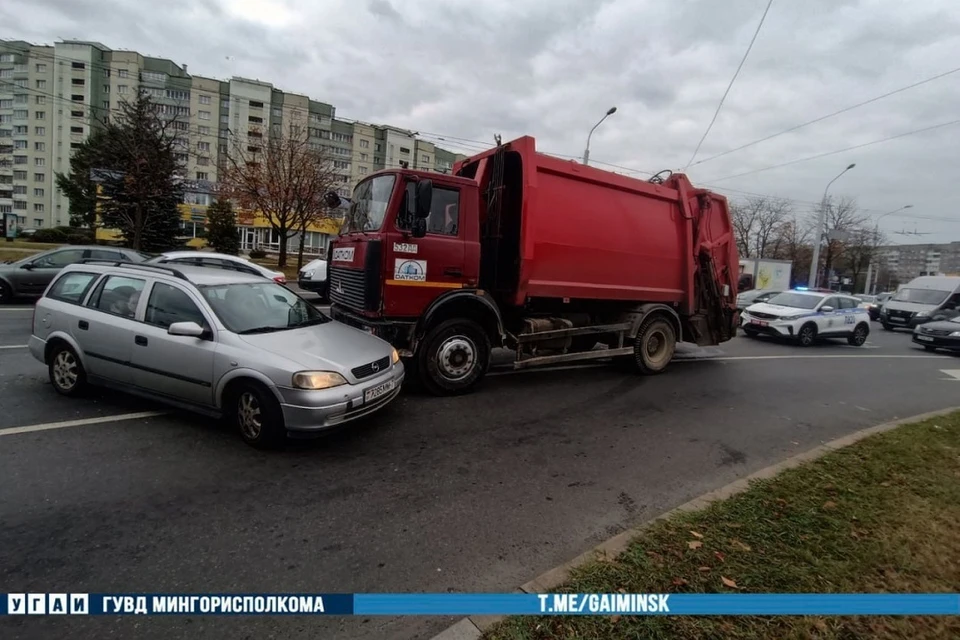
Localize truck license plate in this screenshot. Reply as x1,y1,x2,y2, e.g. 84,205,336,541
916,335,934,342
364,380,395,404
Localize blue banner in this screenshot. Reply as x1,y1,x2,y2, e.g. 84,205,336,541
3,593,959,616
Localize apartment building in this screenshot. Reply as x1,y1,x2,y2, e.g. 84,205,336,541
1,38,468,252
876,241,960,284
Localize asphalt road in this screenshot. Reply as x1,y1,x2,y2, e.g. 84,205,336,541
1,306,958,639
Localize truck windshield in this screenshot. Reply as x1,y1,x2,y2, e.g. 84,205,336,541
892,288,950,305
341,175,396,234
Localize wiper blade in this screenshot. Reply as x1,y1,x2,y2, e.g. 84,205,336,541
237,326,285,335
292,317,328,328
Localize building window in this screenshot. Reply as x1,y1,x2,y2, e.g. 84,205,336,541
13,201,27,211
0,69,10,79
35,142,45,152
248,116,263,124
197,156,210,166
219,115,229,125
166,90,189,101
103,68,111,78
35,79,46,89
13,95,27,105
13,185,26,195
249,100,264,109
71,110,84,118
332,132,353,143
70,126,83,134
13,125,27,134
71,62,85,70
118,69,129,78
360,152,369,161
141,71,166,83
374,143,382,152
0,54,12,62
247,146,260,153
34,188,44,197
36,63,46,73
198,95,211,105
359,166,368,175
102,84,110,93
71,78,85,86
34,172,44,182
35,157,45,167
198,110,211,121
220,98,230,109
197,141,210,152
198,126,210,136
14,171,27,180
360,139,370,148
421,154,430,163
196,172,208,181
13,110,27,119
34,111,45,120
34,126,45,136
102,101,110,110
399,147,410,154
71,95,83,102
33,95,45,105
13,140,26,149
174,153,188,164
334,160,349,169
272,107,282,117
34,203,44,213
0,99,9,108
34,218,43,227
13,156,27,165
118,85,128,95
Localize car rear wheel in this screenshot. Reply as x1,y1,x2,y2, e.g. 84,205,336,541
632,316,676,374
419,319,491,396
232,381,286,448
48,343,87,396
797,323,817,347
0,281,11,305
847,323,869,346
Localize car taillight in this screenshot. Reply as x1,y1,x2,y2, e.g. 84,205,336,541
274,275,286,284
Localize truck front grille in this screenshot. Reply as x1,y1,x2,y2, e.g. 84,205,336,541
329,265,367,309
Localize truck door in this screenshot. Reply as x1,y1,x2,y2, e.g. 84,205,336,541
383,182,466,317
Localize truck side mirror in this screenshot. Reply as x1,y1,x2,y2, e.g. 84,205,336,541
415,180,433,219
323,191,342,209
411,218,427,239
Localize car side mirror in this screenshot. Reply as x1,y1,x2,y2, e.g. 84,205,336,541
20,262,35,270
820,305,834,313
168,321,205,338
411,218,427,239
415,180,433,219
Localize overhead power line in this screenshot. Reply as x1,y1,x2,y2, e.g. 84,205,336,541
683,0,775,169
690,64,960,168
704,117,960,183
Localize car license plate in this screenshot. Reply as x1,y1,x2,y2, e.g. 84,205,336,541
750,320,768,328
364,379,395,404
916,335,934,342
890,317,905,323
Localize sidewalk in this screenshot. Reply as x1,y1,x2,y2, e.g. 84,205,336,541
445,409,960,640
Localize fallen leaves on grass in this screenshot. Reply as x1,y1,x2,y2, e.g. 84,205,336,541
689,531,704,539
672,577,688,587
688,541,703,550
721,576,740,589
731,539,752,552
698,566,711,572
714,551,726,563
823,500,837,510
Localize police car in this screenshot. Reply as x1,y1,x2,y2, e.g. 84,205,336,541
740,290,871,347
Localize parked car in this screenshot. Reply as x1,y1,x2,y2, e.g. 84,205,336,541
29,262,404,447
880,276,960,330
147,251,286,284
741,290,871,347
861,292,893,321
297,257,328,299
0,245,148,304
736,288,781,312
912,313,960,352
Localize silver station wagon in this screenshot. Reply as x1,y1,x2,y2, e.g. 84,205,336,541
29,261,404,447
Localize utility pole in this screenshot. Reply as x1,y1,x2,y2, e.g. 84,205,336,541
808,164,855,288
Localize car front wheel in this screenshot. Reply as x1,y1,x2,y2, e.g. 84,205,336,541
797,323,817,347
232,381,286,448
0,281,12,305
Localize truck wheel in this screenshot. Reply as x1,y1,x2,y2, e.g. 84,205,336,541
418,319,491,396
632,317,676,375
847,323,869,346
797,323,817,347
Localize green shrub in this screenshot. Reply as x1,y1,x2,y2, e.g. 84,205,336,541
249,247,267,259
32,228,68,243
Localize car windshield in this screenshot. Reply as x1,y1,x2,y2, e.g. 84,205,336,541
341,174,396,234
765,292,823,309
892,288,950,305
198,282,328,334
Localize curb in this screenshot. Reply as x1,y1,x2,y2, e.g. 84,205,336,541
427,406,960,640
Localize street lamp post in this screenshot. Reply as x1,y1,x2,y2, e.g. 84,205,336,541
583,107,617,166
808,163,856,289
864,204,912,294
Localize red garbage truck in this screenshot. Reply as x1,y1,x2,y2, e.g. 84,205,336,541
326,135,739,395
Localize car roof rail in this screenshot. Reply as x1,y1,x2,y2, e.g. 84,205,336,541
77,259,189,281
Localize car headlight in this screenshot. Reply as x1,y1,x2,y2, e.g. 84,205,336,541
779,315,804,321
950,331,960,338
391,348,400,364
302,269,315,279
292,371,347,390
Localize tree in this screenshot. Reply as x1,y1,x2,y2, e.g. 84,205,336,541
55,129,107,236
730,196,792,260
772,216,814,286
221,123,340,268
842,225,884,293
205,198,239,254
816,196,868,288
94,92,184,251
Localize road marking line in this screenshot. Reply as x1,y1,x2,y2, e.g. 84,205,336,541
0,411,166,437
488,353,949,376
0,307,33,311
0,345,28,349
940,369,960,381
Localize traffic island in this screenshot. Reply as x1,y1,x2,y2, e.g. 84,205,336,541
481,410,960,640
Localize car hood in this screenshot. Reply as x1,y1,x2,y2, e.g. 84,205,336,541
745,302,816,317
237,321,393,381
916,319,960,333
884,300,937,313
299,259,326,273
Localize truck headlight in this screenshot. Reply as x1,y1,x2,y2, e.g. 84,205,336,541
391,348,400,364
292,371,347,390
302,269,315,279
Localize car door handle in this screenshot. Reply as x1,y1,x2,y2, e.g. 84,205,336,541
78,320,88,330
444,267,463,277
134,335,148,347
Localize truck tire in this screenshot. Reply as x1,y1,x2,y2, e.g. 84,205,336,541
632,316,676,375
418,319,491,396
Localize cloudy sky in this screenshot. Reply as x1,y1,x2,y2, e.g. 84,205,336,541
4,0,960,241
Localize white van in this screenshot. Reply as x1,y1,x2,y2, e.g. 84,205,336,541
880,276,960,330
